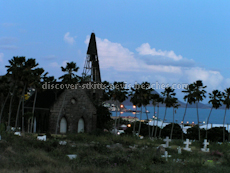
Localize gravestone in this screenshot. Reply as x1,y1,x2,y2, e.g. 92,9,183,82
163,136,171,148
37,135,46,141
14,132,21,136
177,146,182,154
66,154,77,159
59,141,67,145
201,139,210,152
161,151,171,161
183,139,192,151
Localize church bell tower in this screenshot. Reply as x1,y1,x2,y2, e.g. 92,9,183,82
83,33,101,82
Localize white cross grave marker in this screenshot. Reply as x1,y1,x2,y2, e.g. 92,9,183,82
14,132,21,136
177,146,182,154
37,135,46,141
161,151,171,161
183,139,192,151
163,136,171,148
201,139,210,152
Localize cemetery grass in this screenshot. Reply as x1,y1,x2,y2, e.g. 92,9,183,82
1,133,230,173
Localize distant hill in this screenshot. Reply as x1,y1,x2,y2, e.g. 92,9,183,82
122,90,212,109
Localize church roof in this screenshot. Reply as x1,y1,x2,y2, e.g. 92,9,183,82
25,86,64,109
87,33,98,55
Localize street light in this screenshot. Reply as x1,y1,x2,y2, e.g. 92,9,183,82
133,105,136,109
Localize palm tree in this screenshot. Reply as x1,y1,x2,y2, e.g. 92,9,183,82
129,87,139,136
181,84,195,141
30,68,45,133
110,81,128,135
141,82,153,137
5,56,27,131
205,90,222,139
9,58,41,131
170,97,180,139
56,62,80,134
222,88,230,142
58,61,80,84
154,97,164,138
0,76,10,124
193,80,207,141
159,87,176,138
151,93,160,137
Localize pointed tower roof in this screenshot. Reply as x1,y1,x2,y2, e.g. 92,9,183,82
87,33,98,55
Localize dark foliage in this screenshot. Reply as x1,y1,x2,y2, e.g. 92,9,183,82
96,105,113,130
185,125,206,140
207,127,228,142
161,123,184,139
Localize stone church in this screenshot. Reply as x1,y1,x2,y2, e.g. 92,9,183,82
25,33,102,134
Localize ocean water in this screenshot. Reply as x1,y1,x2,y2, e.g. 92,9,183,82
111,105,230,125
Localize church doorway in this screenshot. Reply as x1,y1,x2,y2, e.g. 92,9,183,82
60,117,67,133
78,118,84,133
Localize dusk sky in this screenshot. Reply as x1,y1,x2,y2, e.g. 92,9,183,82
0,1,230,103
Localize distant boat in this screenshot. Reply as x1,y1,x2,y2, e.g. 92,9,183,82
144,110,150,113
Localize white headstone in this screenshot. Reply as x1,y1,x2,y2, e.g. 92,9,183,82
183,139,192,151
201,139,210,152
67,154,77,159
59,141,67,145
37,135,46,141
161,151,171,161
163,136,171,148
14,132,21,136
177,146,182,154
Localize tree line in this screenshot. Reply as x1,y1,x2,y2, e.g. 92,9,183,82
1,56,230,142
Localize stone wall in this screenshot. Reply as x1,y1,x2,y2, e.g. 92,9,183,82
49,88,97,134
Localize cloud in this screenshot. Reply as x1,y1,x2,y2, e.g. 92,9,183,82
136,43,183,61
49,61,69,68
0,37,17,44
44,55,56,59
62,60,69,67
64,32,75,45
0,45,18,50
184,68,224,90
1,23,16,27
137,54,195,67
49,62,59,68
0,53,3,62
84,35,227,99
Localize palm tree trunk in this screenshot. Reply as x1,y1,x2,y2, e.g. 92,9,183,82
151,105,156,137
223,108,227,142
55,92,67,134
0,92,10,124
15,85,26,129
182,101,188,141
117,102,121,134
205,107,213,139
145,106,150,138
196,101,200,141
170,107,175,139
138,106,143,136
133,106,137,136
30,90,37,133
22,84,26,133
159,106,167,138
114,100,118,135
15,86,26,129
7,87,16,131
154,105,160,138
